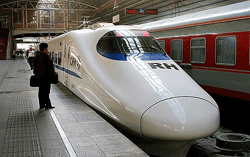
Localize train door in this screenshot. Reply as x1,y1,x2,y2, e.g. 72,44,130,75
63,42,70,87
66,46,71,88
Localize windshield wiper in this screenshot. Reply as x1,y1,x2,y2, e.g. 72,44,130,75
151,46,161,52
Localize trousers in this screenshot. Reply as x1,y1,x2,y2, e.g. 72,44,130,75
38,79,52,108
28,57,34,69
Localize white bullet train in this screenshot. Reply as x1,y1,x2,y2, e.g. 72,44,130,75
41,24,220,156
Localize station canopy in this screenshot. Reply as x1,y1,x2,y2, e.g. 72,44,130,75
0,0,247,27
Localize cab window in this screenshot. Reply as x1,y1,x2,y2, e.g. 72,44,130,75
97,30,165,55
97,34,120,53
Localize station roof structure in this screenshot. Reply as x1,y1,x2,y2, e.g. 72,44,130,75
0,0,248,25
139,1,250,32
0,0,248,39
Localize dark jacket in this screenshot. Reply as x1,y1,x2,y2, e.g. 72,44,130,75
34,51,54,80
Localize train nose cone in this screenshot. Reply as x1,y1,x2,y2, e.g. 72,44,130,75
140,97,220,141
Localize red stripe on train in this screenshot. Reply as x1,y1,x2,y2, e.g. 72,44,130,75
193,66,250,75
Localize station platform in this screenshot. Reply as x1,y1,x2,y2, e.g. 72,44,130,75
0,57,148,157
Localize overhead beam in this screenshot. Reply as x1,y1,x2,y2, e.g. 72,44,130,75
0,0,98,10
0,0,38,7
57,0,98,9
99,0,113,8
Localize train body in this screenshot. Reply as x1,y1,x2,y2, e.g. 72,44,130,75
139,1,250,101
39,24,219,156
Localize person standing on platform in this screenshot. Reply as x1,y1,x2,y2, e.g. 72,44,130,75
33,43,55,109
28,47,35,69
12,50,16,60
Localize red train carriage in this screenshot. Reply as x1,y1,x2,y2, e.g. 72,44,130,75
140,1,250,101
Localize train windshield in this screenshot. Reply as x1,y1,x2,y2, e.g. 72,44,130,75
97,30,165,55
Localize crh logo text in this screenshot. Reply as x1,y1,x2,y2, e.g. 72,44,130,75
148,63,179,70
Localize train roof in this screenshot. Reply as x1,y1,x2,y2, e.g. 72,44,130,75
139,1,250,32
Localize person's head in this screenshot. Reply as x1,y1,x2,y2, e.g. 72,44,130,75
39,43,48,53
29,47,32,51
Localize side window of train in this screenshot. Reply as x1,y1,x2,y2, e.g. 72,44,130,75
64,44,66,58
191,38,206,63
171,39,183,62
51,52,54,63
55,52,58,64
58,52,62,65
70,57,76,67
158,40,166,51
216,36,236,65
68,47,71,59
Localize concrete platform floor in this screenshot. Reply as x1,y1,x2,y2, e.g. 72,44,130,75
0,57,148,157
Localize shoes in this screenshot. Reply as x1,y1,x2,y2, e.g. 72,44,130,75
45,106,55,109
39,105,55,109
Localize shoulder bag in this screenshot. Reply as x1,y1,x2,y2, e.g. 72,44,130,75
30,75,39,87
51,72,58,84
